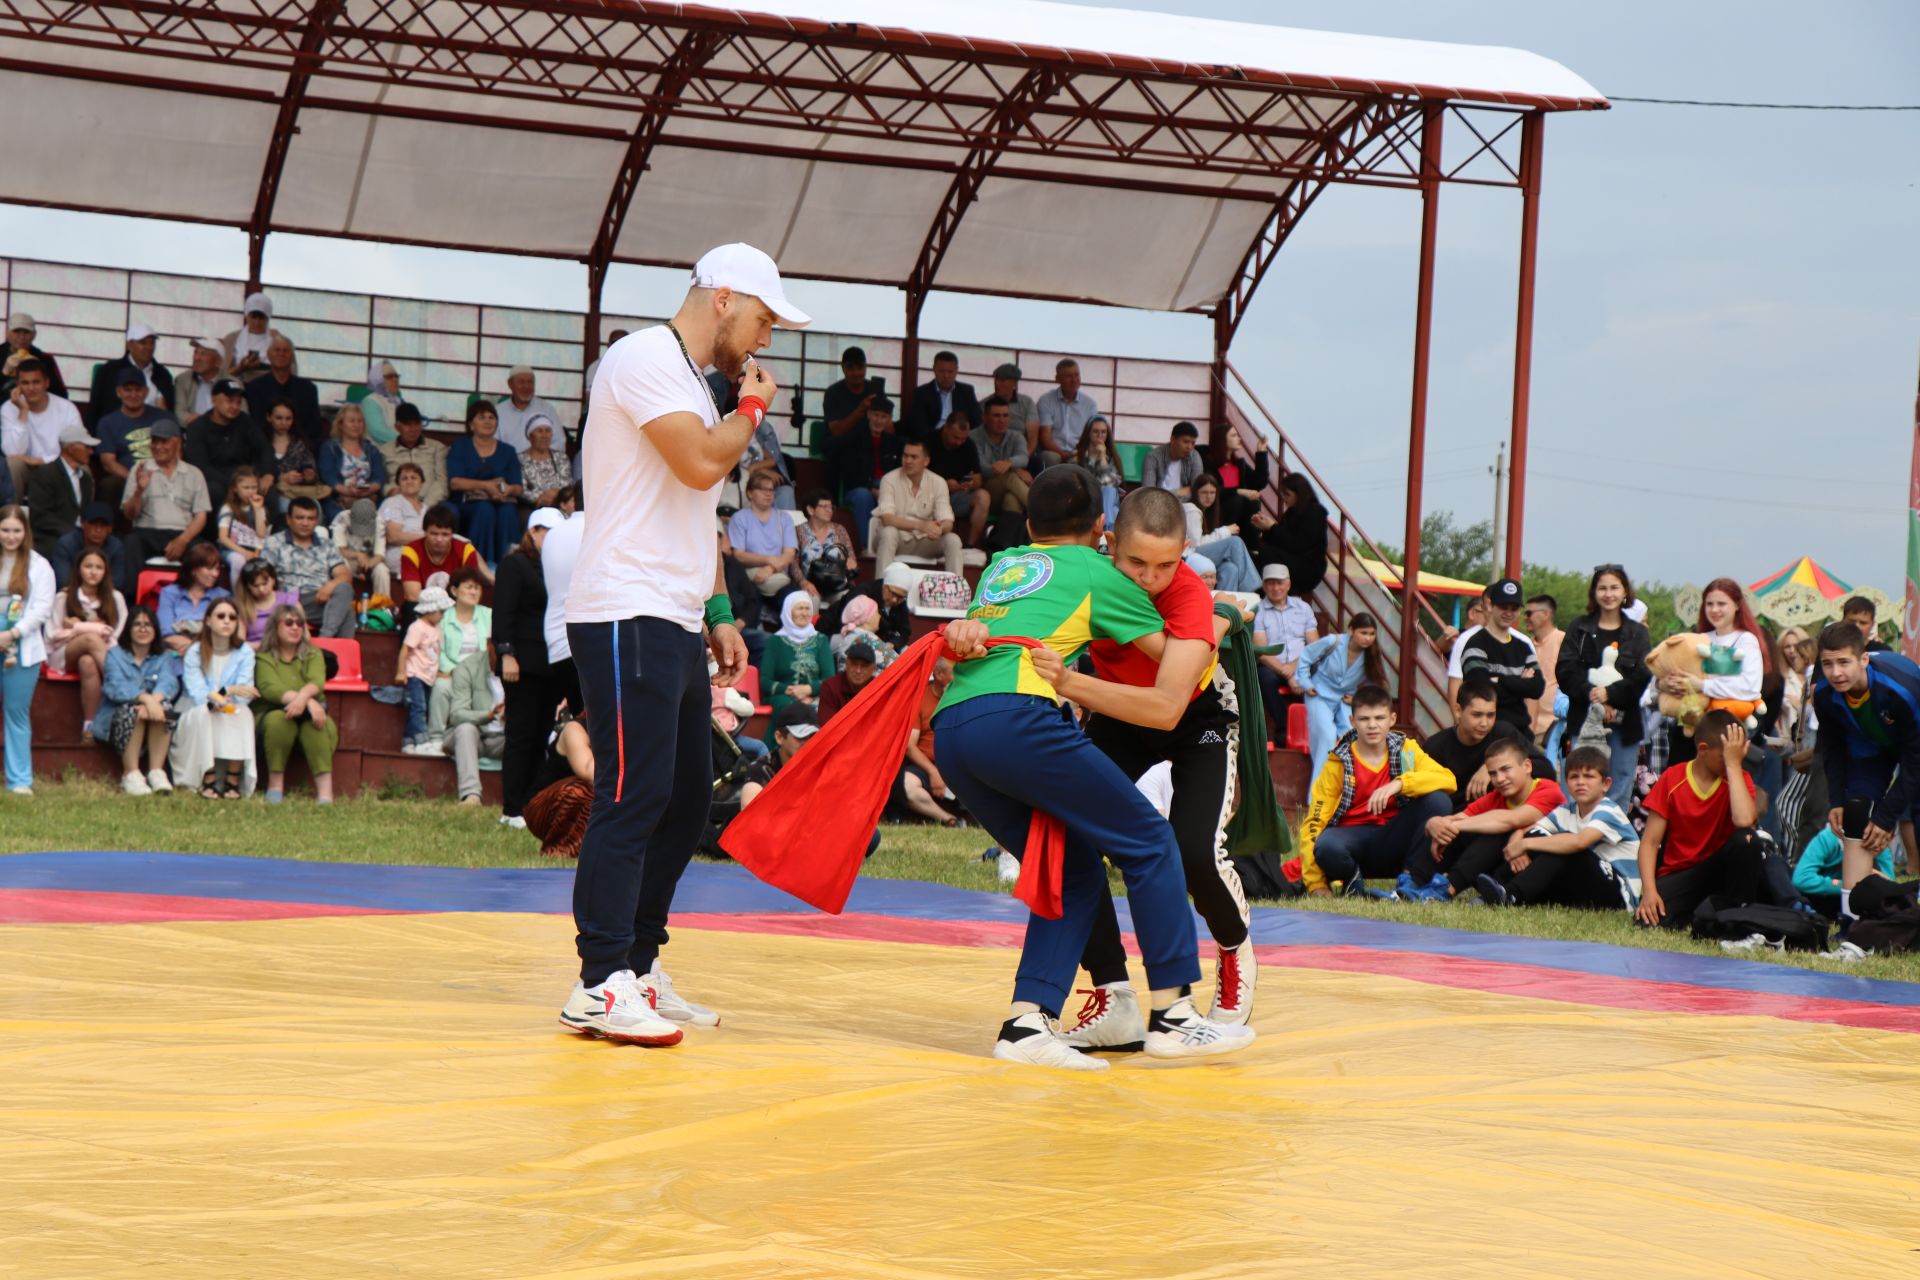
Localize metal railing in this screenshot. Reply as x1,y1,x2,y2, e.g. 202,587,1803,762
1220,359,1453,735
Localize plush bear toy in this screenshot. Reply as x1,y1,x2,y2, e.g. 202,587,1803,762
1573,644,1624,750
1645,632,1763,733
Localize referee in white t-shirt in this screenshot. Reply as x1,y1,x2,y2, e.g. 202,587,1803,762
557,244,809,1047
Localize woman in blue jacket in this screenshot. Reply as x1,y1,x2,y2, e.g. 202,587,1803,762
1294,611,1389,787
97,604,181,795
316,403,388,522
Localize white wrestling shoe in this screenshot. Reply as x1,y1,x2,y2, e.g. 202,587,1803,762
641,961,721,1027
1209,938,1257,1027
558,970,684,1046
992,1012,1110,1071
1143,996,1256,1060
1059,982,1146,1053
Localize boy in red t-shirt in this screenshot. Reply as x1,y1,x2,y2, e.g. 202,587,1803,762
1634,710,1806,928
1410,737,1566,902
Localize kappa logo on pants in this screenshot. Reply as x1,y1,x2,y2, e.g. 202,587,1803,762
1196,730,1225,744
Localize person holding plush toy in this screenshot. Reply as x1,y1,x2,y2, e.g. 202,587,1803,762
1658,577,1769,767
1556,564,1652,808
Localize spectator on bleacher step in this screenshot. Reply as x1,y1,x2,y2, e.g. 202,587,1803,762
88,323,173,429
727,470,799,617
380,404,448,507
215,466,270,586
822,394,902,549
94,366,164,516
832,593,900,671
821,561,913,653
262,399,323,512
174,336,226,426
252,604,336,804
386,478,445,594
760,593,833,748
98,604,177,796
398,584,449,753
330,498,389,601
120,418,211,597
447,399,523,566
818,639,877,725
184,375,271,514
318,403,386,523
517,416,570,511
174,598,256,799
1032,358,1098,469
46,548,125,737
225,292,287,384
235,558,299,647
1295,611,1388,788
990,363,1036,445
261,496,354,638
739,702,822,809
821,346,887,442
1186,553,1216,589
50,501,123,592
0,506,54,795
1141,421,1203,499
874,439,962,575
440,650,506,806
495,365,566,455
243,336,321,451
25,421,98,552
1184,472,1260,592
358,359,402,446
1556,564,1651,809
1068,413,1125,530
1253,471,1328,599
906,350,980,442
435,565,491,700
3,313,67,400
156,544,231,657
5,357,84,504
796,488,855,606
495,509,566,822
974,395,1034,521
929,410,988,547
1252,562,1317,744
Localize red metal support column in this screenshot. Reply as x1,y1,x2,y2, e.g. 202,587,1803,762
1398,102,1444,727
1503,112,1544,578
1208,307,1230,453
246,0,344,290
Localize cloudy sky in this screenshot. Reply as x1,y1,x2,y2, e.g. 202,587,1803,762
3,0,1914,594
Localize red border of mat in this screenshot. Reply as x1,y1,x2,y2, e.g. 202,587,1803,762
0,889,408,924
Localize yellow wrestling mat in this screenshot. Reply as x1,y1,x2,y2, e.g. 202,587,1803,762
5,911,1920,1279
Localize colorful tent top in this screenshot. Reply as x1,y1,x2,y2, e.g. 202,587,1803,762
1357,557,1485,597
1749,557,1853,601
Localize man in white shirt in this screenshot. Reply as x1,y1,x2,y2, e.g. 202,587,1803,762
873,438,963,574
494,365,567,454
2,358,84,501
560,242,807,1049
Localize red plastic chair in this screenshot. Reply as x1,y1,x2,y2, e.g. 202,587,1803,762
1286,702,1309,753
41,665,79,684
736,665,769,715
310,637,370,692
136,568,173,611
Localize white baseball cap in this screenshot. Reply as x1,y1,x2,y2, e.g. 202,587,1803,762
527,507,564,532
691,243,810,328
126,322,156,342
1261,563,1290,582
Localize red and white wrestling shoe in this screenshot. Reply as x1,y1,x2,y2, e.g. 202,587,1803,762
1059,982,1146,1053
1209,937,1257,1027
559,970,684,1046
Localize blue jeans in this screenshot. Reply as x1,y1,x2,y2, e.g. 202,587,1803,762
934,693,1200,1013
404,676,431,743
1196,534,1259,593
844,487,877,550
1312,791,1451,887
733,730,769,760
1,660,40,790
1305,694,1351,788
1100,485,1120,529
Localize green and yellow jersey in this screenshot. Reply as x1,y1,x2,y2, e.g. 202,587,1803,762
938,543,1166,713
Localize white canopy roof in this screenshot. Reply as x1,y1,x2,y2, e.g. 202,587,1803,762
0,1,1603,313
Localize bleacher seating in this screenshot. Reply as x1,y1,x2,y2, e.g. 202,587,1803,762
135,569,172,611
310,637,370,692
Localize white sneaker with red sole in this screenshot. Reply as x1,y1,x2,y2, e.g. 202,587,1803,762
641,962,721,1027
558,970,684,1046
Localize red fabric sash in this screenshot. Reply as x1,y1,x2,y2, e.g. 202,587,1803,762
721,629,1067,917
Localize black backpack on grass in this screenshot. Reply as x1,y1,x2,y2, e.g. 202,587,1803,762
1845,877,1920,955
1690,896,1828,952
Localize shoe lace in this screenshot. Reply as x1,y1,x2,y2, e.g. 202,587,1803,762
1217,948,1242,1010
1067,987,1110,1031
606,973,658,1010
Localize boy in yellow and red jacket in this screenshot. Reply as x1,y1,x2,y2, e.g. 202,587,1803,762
1298,684,1457,895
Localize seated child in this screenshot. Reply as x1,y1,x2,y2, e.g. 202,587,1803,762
1411,736,1566,901
1474,743,1637,909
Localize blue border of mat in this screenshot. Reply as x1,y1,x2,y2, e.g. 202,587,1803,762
5,850,1918,1008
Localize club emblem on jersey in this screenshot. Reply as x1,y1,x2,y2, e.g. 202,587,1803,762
979,553,1053,605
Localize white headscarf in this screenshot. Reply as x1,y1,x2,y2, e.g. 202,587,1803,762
233,292,274,362
776,593,818,646
368,359,397,398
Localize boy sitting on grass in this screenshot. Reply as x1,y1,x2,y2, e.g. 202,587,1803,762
1473,743,1637,909
1409,737,1564,901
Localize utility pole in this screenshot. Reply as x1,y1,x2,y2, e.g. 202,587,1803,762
1489,443,1507,578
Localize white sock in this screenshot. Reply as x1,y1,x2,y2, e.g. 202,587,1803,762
1840,888,1852,919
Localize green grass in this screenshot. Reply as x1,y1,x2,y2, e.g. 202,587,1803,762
9,773,1918,984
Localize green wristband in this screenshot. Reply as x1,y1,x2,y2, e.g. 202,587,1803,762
704,594,735,630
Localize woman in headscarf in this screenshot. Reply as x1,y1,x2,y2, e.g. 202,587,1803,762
759,593,834,747
359,358,401,446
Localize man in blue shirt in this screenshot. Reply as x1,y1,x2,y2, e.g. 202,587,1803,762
93,368,166,515
1810,620,1920,919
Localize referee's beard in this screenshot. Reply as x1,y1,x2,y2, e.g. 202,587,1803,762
712,312,757,379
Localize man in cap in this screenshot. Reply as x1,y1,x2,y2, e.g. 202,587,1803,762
243,334,322,449
817,639,878,725
174,336,229,425
26,422,99,550
1251,561,1317,743
88,323,174,428
225,291,283,382
1458,577,1544,737
559,241,806,1047
496,364,567,454
119,417,211,594
50,501,124,590
380,403,449,506
737,701,821,808
184,377,271,510
905,349,980,442
3,356,85,500
92,366,165,516
3,312,67,400
822,346,887,438
990,363,1035,444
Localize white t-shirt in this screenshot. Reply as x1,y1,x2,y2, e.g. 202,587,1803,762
542,511,585,662
1,394,83,461
566,326,725,631
1446,625,1482,679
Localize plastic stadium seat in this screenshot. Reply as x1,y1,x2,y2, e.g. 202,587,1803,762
41,665,78,683
310,637,370,692
737,665,769,715
1286,702,1308,753
135,568,173,611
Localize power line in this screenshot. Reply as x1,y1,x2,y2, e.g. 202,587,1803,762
1610,96,1920,111
1528,468,1898,515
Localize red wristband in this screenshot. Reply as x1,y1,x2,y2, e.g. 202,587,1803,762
737,395,767,427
